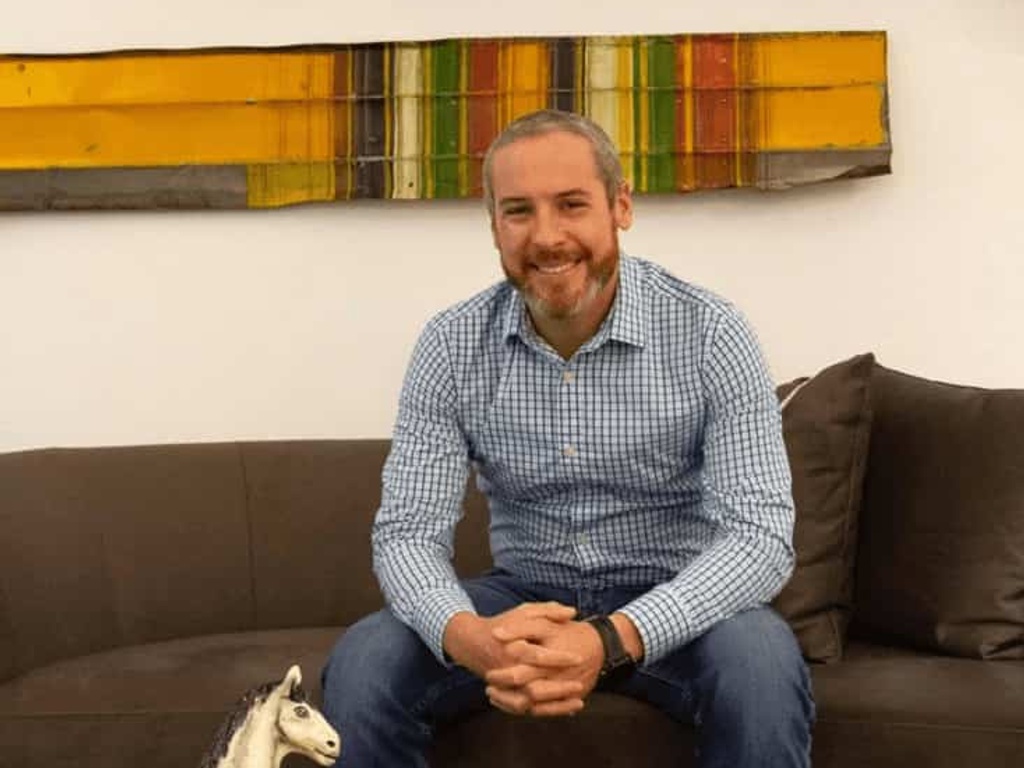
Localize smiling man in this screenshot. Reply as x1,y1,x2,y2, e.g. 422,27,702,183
321,109,815,767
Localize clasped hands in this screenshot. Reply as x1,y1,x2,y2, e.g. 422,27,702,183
443,602,604,717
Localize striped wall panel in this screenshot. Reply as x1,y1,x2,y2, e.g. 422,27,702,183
0,33,891,210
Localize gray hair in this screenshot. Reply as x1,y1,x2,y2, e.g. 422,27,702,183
481,109,625,218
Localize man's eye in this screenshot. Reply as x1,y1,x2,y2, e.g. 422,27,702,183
561,200,586,210
503,207,530,217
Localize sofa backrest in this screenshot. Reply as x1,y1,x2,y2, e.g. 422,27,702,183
850,365,1024,659
0,439,493,681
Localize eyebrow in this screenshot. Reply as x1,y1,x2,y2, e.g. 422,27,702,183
498,189,593,208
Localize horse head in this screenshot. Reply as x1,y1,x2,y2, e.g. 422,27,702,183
268,665,340,767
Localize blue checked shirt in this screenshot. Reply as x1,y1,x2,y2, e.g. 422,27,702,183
372,255,795,666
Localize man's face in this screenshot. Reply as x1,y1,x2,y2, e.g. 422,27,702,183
490,130,632,324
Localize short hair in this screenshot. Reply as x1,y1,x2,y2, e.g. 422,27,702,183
481,109,624,218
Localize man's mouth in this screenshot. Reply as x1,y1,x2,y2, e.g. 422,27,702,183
533,260,579,275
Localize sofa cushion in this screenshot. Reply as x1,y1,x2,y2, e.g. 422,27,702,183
0,627,341,768
771,353,875,663
851,365,1024,659
810,641,1024,768
0,443,254,679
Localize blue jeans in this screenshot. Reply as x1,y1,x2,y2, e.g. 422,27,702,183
321,570,815,767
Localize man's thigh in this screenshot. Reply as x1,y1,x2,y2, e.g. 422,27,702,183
613,606,811,724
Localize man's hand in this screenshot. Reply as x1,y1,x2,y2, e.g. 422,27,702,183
485,612,645,717
442,601,582,682
485,618,604,716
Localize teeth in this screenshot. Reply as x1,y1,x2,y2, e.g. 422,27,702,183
536,262,576,275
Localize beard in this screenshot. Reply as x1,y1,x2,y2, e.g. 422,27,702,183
502,241,619,323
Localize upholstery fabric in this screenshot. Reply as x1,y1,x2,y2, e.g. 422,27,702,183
851,365,1024,658
772,353,875,662
0,443,252,678
0,627,338,768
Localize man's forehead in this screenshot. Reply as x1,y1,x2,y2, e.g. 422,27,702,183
491,132,602,197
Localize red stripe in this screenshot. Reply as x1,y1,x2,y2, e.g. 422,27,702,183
692,35,736,189
467,41,499,196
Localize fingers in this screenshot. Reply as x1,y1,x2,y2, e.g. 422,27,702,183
495,602,577,630
503,638,582,668
485,680,585,717
486,663,540,688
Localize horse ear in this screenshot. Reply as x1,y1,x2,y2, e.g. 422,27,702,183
284,664,302,689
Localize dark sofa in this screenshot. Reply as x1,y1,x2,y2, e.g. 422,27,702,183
1,356,1022,767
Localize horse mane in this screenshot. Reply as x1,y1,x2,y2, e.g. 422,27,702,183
198,677,309,768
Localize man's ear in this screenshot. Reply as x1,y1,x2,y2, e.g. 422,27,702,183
613,181,634,231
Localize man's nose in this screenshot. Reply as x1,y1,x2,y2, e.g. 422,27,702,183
530,206,565,248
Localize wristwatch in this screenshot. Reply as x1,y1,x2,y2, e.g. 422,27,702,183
583,615,636,685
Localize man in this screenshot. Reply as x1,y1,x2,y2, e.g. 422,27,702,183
321,108,814,766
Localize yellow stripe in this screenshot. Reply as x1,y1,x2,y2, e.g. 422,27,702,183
393,44,422,199
508,41,548,121
760,85,886,149
245,55,337,206
746,32,886,87
344,53,355,199
382,45,392,197
1,54,335,169
247,162,335,208
0,53,334,108
682,36,695,190
637,39,650,192
615,39,635,191
0,103,334,169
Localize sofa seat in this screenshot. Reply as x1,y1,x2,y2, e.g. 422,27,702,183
6,627,1022,768
809,641,1024,767
0,627,341,768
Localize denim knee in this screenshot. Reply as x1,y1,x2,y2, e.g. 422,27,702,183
320,608,439,722
691,607,815,765
696,607,812,709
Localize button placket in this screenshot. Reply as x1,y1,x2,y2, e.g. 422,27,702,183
559,362,587,566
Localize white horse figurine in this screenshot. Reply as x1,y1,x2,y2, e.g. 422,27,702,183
199,665,340,768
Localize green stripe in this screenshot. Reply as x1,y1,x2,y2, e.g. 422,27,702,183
648,37,677,193
632,40,644,188
431,40,461,198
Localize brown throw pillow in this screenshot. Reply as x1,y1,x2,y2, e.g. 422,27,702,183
772,353,875,663
850,365,1024,659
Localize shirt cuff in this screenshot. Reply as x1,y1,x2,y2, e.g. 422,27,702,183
412,587,478,666
618,586,693,666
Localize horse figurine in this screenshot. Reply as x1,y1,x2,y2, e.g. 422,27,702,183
199,665,341,768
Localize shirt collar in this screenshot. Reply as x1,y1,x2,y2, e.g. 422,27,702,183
501,254,648,349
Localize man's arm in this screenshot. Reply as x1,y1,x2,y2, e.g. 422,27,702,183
617,306,795,665
372,321,478,663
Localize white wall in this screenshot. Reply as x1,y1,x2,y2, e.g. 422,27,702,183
2,1,1022,452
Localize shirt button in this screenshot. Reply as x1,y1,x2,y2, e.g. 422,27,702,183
562,445,576,457
562,370,575,383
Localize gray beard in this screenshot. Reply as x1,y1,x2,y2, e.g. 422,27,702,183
520,270,607,322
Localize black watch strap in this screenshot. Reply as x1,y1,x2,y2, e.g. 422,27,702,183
584,615,635,678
